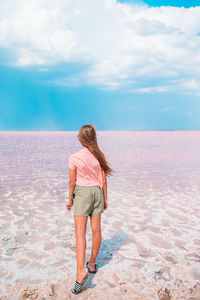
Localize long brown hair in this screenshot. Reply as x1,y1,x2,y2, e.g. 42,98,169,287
77,124,115,177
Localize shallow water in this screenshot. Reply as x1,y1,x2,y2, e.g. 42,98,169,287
0,131,200,299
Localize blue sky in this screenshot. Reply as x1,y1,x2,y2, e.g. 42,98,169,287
119,0,200,7
0,0,200,130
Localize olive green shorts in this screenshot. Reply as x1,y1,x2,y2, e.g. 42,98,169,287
72,185,104,216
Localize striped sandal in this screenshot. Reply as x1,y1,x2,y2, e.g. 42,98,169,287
86,261,97,274
71,273,89,294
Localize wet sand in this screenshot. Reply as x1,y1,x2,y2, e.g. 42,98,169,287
0,131,200,299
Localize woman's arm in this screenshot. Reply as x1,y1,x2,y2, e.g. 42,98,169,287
66,169,76,211
101,168,108,209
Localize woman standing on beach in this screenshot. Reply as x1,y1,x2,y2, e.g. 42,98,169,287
66,124,114,294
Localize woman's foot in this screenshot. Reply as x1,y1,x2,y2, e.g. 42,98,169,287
86,260,97,273
71,269,88,294
71,270,89,294
76,269,88,283
88,261,96,272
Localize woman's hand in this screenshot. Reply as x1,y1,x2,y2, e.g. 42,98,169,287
66,200,73,211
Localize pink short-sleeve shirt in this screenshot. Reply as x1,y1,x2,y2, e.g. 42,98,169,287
68,147,103,188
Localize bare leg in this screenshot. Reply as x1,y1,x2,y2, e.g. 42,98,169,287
73,216,88,284
89,214,102,271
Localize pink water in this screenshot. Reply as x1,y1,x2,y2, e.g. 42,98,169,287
0,131,200,299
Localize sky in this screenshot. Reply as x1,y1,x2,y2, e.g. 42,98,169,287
0,0,200,131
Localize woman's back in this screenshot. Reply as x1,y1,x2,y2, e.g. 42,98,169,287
69,147,103,188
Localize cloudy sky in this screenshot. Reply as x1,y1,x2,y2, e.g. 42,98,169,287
0,0,200,130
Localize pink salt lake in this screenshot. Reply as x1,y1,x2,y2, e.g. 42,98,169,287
0,131,200,299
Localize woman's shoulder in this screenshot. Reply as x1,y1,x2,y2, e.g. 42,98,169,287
69,149,83,158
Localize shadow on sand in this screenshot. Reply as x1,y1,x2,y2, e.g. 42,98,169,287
83,231,127,292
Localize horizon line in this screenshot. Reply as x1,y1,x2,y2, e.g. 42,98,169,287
0,129,200,133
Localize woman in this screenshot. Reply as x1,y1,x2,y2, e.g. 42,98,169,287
66,124,114,294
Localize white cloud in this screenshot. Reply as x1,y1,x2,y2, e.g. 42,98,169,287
16,48,46,66
47,74,86,87
0,0,200,93
178,79,200,96
38,67,49,72
129,85,170,93
180,79,200,90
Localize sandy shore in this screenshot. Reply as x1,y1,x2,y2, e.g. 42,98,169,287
1,180,200,300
